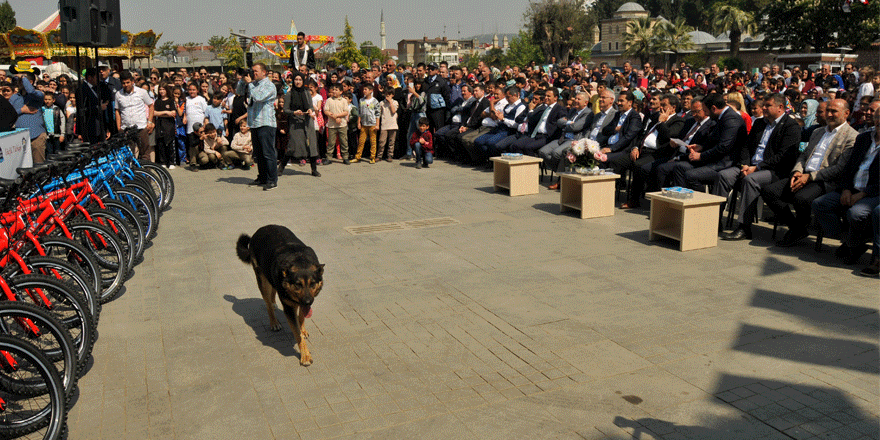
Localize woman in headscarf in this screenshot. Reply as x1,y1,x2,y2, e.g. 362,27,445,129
800,99,819,129
279,72,321,177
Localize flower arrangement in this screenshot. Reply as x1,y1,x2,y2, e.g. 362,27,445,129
565,138,606,174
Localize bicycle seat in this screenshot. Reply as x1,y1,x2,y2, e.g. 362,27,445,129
16,163,52,177
0,178,17,189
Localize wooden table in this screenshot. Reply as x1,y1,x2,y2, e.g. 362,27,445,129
645,191,727,251
490,156,544,196
559,172,620,219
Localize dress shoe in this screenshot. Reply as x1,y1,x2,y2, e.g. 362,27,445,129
776,229,808,247
311,170,321,177
860,257,879,277
548,183,559,190
721,226,752,241
263,182,277,191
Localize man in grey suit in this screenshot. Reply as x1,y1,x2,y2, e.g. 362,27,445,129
762,98,858,247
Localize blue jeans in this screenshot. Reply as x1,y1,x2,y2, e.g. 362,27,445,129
412,142,433,165
813,191,879,251
252,126,277,184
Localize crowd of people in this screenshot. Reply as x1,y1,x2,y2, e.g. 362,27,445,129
1,32,877,276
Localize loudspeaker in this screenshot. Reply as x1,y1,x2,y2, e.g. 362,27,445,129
96,0,121,48
58,0,121,47
59,0,98,46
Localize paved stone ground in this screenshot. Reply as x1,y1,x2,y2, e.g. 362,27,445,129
66,158,878,439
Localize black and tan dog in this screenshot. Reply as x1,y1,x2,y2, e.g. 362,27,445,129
236,225,324,366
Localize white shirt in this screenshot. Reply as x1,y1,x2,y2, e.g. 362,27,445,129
115,87,153,129
805,125,841,173
589,110,609,141
482,98,507,128
534,102,555,135
185,95,208,134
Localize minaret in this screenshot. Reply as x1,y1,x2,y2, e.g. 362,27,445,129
492,33,498,49
380,10,386,51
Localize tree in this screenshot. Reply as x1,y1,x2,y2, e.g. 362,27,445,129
220,36,245,71
709,2,757,60
359,41,385,64
525,0,595,64
656,18,694,65
759,0,879,51
0,0,15,34
181,42,201,69
481,47,504,67
329,16,367,69
622,17,662,66
157,40,177,70
207,36,228,62
502,31,544,68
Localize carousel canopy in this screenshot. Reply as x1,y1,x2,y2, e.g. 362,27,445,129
0,26,161,60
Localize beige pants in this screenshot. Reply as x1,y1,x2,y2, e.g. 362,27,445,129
30,132,47,164
223,150,253,166
130,128,154,162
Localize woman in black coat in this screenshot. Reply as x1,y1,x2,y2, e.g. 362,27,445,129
279,73,320,177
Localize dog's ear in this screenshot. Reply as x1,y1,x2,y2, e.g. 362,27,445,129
316,264,325,277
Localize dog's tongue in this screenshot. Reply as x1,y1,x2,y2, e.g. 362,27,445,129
304,307,313,318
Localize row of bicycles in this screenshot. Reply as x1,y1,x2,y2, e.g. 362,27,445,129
0,127,174,439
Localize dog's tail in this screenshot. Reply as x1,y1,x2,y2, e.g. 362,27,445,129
236,234,252,263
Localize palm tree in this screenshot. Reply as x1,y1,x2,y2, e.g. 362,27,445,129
622,17,662,66
657,18,694,67
710,2,757,60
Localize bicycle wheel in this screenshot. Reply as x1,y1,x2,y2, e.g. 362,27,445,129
113,188,158,240
24,237,100,304
101,200,147,253
3,256,102,327
131,170,165,212
0,302,78,397
63,221,128,303
87,208,138,270
138,162,174,210
0,335,67,440
9,274,96,367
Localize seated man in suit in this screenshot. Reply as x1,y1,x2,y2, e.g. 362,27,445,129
598,91,644,174
719,93,802,240
762,98,858,247
655,96,716,190
624,93,686,208
811,108,879,265
435,84,475,158
493,90,545,155
473,86,526,161
536,91,594,176
454,83,492,163
670,92,748,191
510,87,567,155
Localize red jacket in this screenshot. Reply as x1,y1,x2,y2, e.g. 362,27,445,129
409,130,433,152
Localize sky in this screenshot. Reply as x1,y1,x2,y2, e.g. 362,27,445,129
9,0,529,48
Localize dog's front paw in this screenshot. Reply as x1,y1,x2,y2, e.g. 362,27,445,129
270,322,282,331
300,354,312,366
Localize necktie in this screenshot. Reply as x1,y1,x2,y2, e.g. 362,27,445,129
531,105,552,137
609,112,627,145
684,120,701,142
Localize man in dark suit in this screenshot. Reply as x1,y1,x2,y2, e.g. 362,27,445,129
288,32,316,72
492,90,545,155
625,93,686,208
670,92,747,190
719,93,802,240
511,88,567,156
812,109,879,267
435,84,475,157
599,91,644,174
537,91,593,176
77,68,105,144
655,96,716,189
762,98,858,247
450,84,490,162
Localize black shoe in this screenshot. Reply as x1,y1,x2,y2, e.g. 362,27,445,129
423,162,429,168
263,182,277,191
249,179,266,186
343,159,350,165
721,226,752,241
415,162,422,169
834,245,850,259
843,245,868,265
311,170,321,177
860,258,880,277
776,229,808,247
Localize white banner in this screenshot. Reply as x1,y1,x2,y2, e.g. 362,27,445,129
0,129,34,179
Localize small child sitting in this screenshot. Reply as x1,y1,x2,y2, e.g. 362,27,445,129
225,120,254,169
198,123,230,168
409,117,433,169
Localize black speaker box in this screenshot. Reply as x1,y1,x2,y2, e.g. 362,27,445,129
58,0,121,47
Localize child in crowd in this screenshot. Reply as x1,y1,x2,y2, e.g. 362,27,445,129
198,123,230,168
377,88,398,162
354,83,380,163
42,93,65,155
185,82,208,167
188,122,205,169
409,117,433,169
309,79,325,165
323,83,349,164
344,91,359,161
225,120,254,169
205,92,227,138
